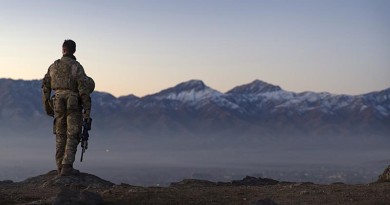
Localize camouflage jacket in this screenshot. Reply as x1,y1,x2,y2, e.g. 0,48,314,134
42,55,92,116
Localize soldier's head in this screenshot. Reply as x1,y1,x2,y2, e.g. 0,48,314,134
62,39,76,55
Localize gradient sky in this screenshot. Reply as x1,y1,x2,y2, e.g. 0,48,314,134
1,0,389,97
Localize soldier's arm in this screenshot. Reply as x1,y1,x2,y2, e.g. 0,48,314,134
75,64,92,119
42,68,54,116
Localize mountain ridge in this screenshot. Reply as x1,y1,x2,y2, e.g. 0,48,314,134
3,77,389,98
0,78,389,138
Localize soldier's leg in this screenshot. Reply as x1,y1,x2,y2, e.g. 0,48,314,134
61,93,82,175
53,94,67,174
55,134,66,173
62,134,80,165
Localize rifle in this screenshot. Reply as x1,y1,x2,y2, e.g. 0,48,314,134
80,118,92,162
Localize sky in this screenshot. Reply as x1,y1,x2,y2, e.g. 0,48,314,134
0,0,389,97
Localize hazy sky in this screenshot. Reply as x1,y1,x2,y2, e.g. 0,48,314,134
1,0,389,97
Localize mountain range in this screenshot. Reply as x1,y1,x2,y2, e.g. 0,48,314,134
0,78,389,139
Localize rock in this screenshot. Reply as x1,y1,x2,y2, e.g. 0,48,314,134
79,190,104,205
377,165,390,183
52,188,80,205
19,170,114,189
232,176,279,186
52,188,104,205
170,179,217,188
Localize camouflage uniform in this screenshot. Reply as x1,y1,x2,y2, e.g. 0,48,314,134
42,55,92,172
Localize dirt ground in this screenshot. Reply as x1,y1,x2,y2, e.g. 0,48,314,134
1,171,390,205
102,182,390,205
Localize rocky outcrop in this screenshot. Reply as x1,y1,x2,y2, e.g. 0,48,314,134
52,188,104,205
377,165,390,182
230,176,279,186
20,170,115,189
11,170,114,204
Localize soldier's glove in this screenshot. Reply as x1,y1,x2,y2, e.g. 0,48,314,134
83,117,92,131
83,109,91,120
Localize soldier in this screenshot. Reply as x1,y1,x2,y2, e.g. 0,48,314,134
42,39,94,176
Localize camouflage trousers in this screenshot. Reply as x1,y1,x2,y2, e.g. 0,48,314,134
53,90,82,168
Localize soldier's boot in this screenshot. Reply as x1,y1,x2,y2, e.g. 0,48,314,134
57,165,62,175
60,164,80,176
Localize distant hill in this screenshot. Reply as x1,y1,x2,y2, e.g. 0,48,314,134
0,78,389,139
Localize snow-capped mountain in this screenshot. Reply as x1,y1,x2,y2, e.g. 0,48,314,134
153,80,222,103
227,79,282,94
141,80,223,107
0,78,389,138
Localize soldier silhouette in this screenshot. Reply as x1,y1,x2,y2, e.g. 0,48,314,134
42,39,94,176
